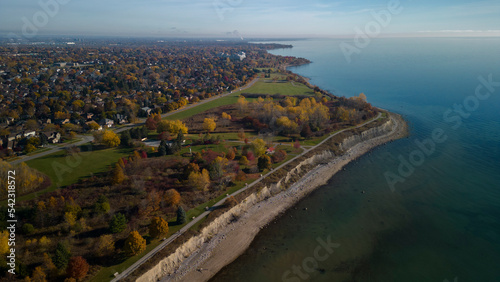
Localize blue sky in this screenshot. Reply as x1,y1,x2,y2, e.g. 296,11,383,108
1,0,499,38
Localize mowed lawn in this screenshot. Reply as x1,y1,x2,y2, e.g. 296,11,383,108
23,146,133,201
165,77,314,121
244,79,315,96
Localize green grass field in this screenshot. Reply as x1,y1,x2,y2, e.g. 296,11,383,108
164,75,314,121
23,145,133,202
244,79,315,96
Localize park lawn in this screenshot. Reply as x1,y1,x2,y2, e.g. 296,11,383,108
164,74,314,121
22,146,134,202
244,79,315,96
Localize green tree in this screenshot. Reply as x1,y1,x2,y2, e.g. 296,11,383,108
109,213,127,234
53,242,71,269
22,223,35,235
176,206,186,225
120,130,132,147
149,216,169,238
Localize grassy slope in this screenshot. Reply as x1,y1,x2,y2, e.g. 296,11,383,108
22,146,133,202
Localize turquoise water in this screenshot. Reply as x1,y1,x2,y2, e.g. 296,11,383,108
211,38,500,282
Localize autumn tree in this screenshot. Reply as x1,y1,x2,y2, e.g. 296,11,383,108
124,231,146,256
203,118,216,133
252,138,267,157
238,156,249,166
293,140,301,150
188,169,210,191
149,217,169,238
66,256,89,281
237,95,248,113
87,121,100,131
300,124,313,139
164,189,181,206
109,213,127,234
112,163,125,184
176,206,186,225
102,130,120,147
42,252,57,277
31,266,47,282
156,120,188,135
258,155,272,171
0,230,8,254
359,93,367,101
226,148,235,160
145,116,157,130
95,234,115,257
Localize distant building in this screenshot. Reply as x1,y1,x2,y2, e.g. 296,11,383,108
100,118,114,128
41,131,61,144
231,51,246,61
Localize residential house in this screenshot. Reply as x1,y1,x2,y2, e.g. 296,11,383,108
100,118,114,128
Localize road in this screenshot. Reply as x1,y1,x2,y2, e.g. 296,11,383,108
111,112,383,281
8,77,260,165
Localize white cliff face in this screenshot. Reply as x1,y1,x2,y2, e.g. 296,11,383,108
137,118,396,282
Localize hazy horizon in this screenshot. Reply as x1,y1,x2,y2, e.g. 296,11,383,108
1,0,499,39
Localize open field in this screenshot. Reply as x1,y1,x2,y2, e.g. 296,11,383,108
23,145,133,202
244,79,315,96
165,75,314,121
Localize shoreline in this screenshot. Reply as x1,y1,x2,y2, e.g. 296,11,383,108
161,113,408,282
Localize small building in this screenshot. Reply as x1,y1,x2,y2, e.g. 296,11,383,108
41,131,61,144
100,118,114,128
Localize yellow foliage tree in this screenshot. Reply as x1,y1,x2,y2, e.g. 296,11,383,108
112,164,125,184
188,169,210,191
252,138,267,157
203,118,216,133
64,212,77,227
124,231,146,256
221,112,231,120
164,189,181,206
95,234,115,257
156,120,188,135
149,216,169,238
0,230,8,254
102,130,121,147
31,266,47,282
237,96,248,112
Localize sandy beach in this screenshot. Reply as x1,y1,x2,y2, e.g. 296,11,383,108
160,113,407,282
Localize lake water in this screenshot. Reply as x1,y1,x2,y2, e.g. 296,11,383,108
211,38,500,282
